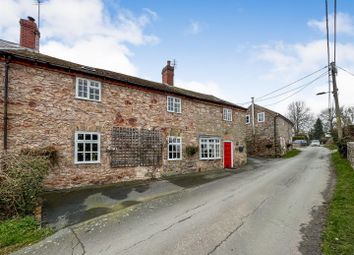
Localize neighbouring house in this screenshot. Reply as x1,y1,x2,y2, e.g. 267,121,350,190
0,17,248,190
245,104,294,157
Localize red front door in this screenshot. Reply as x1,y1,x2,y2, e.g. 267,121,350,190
224,142,232,168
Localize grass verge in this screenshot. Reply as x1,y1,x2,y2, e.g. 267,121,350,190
282,149,301,159
322,152,354,255
324,144,337,151
0,216,53,255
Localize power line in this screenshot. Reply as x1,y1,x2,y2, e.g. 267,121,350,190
337,65,354,77
264,71,328,107
255,66,328,100
256,77,324,103
236,66,328,106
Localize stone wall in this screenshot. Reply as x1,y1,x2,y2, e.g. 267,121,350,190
348,142,354,169
0,61,247,190
246,105,293,156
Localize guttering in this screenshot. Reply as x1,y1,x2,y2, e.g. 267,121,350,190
3,56,10,151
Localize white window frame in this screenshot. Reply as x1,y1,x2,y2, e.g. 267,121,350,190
223,108,232,121
245,114,250,124
74,131,101,164
167,96,182,113
199,137,221,160
167,136,182,160
257,112,265,123
75,77,101,102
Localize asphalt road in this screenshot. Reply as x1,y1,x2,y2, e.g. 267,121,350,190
15,147,332,255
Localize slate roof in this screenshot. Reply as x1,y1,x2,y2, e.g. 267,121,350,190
0,48,246,110
0,39,23,50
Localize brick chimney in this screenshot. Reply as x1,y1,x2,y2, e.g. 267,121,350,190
19,16,40,51
162,60,174,86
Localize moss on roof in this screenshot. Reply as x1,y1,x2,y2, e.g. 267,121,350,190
0,49,246,110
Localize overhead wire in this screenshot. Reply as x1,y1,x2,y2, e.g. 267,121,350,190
255,66,328,101
264,71,329,107
337,65,354,77
236,66,328,106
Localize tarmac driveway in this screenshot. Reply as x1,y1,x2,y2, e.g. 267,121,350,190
17,147,332,255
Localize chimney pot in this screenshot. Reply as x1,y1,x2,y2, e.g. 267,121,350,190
19,17,40,51
162,60,174,86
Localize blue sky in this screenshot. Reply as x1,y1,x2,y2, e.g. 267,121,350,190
1,0,354,115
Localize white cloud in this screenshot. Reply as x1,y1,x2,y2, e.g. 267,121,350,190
308,12,354,35
186,20,202,35
254,39,354,115
175,79,225,99
0,0,159,75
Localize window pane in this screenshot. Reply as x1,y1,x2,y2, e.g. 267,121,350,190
77,143,84,152
92,143,98,151
85,153,91,161
92,134,98,140
78,134,84,140
85,143,91,151
92,153,98,161
77,153,84,162
85,134,91,140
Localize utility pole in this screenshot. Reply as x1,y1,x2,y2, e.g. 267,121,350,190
330,62,343,140
251,97,255,136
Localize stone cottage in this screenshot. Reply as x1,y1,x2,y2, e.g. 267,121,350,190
0,17,247,190
246,104,294,156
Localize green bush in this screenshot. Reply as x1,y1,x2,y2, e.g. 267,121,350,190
337,137,352,158
0,154,50,220
185,145,198,157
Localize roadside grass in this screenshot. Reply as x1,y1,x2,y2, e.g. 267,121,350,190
282,149,301,159
0,216,53,255
324,144,337,151
322,152,354,255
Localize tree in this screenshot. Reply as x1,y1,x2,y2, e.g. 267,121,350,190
286,101,314,135
319,106,354,134
310,118,325,140
319,107,335,134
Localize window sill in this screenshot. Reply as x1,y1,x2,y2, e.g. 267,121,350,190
75,161,101,165
75,97,101,103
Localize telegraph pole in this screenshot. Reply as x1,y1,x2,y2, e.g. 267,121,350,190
330,62,343,140
251,97,255,136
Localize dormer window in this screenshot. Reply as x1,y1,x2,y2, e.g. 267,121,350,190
167,96,181,113
76,77,101,102
223,108,232,121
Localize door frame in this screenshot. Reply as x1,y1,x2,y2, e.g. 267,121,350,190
223,140,233,168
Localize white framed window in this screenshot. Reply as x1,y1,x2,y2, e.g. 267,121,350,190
200,137,221,160
76,77,101,102
245,115,250,124
167,96,181,113
257,112,265,122
168,136,182,160
223,108,232,121
75,132,100,164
